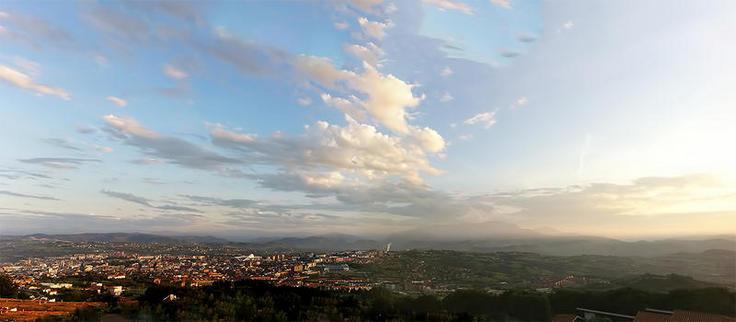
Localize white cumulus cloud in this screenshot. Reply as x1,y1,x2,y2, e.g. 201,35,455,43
344,42,384,66
357,17,391,40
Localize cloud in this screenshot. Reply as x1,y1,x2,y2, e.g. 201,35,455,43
422,0,473,14
41,138,83,152
13,57,40,75
297,97,312,106
500,49,521,58
156,83,191,98
320,93,368,122
458,134,474,141
163,64,188,80
210,116,443,185
334,21,350,30
106,96,128,107
199,27,289,75
76,124,97,134
490,0,512,9
0,190,59,201
0,64,71,100
207,123,256,143
517,33,537,43
131,158,164,165
514,96,528,108
327,181,491,219
101,190,153,207
103,115,158,138
103,115,240,170
18,157,100,169
182,194,322,226
101,190,203,213
344,0,385,14
0,168,52,180
183,194,258,209
562,20,574,30
129,1,206,25
344,42,384,66
0,209,202,234
464,111,497,128
0,11,77,49
324,61,422,132
294,55,353,89
440,66,453,77
408,126,445,153
96,146,114,153
440,92,454,102
357,17,392,40
83,6,151,42
297,57,422,134
93,54,108,66
478,174,736,237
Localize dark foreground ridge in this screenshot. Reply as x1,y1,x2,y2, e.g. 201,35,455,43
5,280,732,322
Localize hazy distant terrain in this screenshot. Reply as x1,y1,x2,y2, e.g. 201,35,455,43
355,249,735,289
2,232,734,257
1,233,734,288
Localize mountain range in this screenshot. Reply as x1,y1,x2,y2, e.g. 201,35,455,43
5,231,734,257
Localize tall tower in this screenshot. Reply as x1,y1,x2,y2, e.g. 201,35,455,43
385,243,391,253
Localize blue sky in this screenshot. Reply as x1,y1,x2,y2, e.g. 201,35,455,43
1,0,735,239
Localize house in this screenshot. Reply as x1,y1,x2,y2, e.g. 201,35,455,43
107,285,124,296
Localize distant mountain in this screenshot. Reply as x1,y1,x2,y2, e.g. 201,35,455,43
248,236,383,251
390,221,545,241
9,232,735,258
22,233,228,244
465,237,736,257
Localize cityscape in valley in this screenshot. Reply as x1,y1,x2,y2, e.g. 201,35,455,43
0,233,734,321
1,0,735,321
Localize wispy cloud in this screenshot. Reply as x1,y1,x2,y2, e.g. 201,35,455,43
18,157,100,169
0,190,59,201
0,64,70,100
464,111,497,128
41,138,83,152
163,64,188,80
106,96,127,107
422,0,473,15
102,115,240,170
490,0,512,9
101,190,203,213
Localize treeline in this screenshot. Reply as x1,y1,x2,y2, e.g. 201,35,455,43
122,280,735,322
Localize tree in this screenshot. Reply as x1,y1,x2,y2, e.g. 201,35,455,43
0,273,20,298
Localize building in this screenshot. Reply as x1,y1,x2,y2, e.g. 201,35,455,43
107,285,124,296
321,264,349,272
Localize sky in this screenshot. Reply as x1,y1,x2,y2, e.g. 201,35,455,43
1,0,735,240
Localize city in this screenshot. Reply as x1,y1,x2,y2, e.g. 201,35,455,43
0,234,734,321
